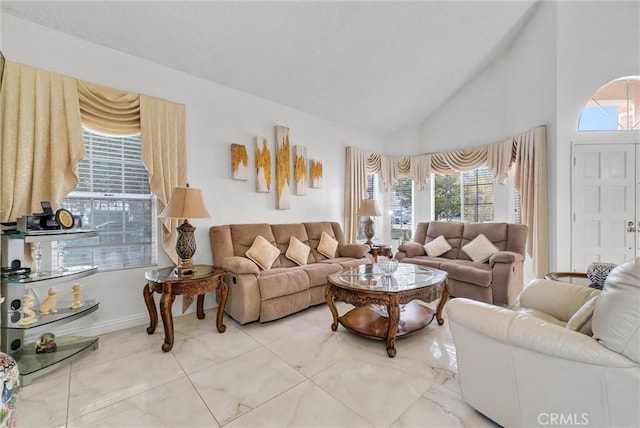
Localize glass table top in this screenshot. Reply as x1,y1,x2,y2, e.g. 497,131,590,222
145,265,216,283
334,263,447,293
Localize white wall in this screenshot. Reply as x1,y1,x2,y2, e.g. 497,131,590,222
392,1,640,276
555,0,640,271
0,14,384,336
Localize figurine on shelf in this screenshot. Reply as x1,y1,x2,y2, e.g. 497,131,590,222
71,284,83,309
19,294,38,326
39,287,58,315
35,332,57,354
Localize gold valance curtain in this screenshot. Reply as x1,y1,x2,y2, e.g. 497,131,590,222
345,125,548,276
0,60,186,262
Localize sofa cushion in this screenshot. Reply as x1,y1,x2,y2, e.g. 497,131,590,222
272,223,313,267
441,260,492,287
592,257,640,363
258,268,309,300
246,235,281,270
424,235,452,257
399,257,446,269
566,295,598,335
461,234,499,263
318,231,339,258
458,223,508,261
302,263,342,286
398,242,425,258
425,222,464,259
285,236,311,266
230,223,282,268
338,243,370,258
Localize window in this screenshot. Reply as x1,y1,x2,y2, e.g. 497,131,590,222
390,178,413,239
433,167,494,222
578,76,640,131
59,128,157,271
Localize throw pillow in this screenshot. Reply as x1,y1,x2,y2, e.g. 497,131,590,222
317,231,338,258
285,236,311,266
461,233,499,263
566,295,598,335
245,235,280,270
424,235,452,257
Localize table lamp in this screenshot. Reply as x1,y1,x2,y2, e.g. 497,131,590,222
159,184,210,276
357,198,381,246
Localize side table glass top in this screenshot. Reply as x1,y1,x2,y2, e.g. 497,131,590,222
337,263,446,292
145,265,215,283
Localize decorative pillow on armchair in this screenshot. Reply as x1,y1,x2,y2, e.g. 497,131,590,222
246,235,280,270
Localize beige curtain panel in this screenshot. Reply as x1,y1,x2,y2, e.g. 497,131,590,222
345,125,548,277
141,95,187,264
0,61,85,220
0,60,187,263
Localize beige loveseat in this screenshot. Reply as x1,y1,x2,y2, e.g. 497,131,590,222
209,221,372,324
395,221,527,306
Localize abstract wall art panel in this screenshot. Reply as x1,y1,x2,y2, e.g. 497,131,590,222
275,125,291,209
310,159,323,188
230,143,249,180
255,136,271,193
293,145,307,195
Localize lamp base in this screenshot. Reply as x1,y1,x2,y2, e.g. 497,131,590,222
364,217,375,247
174,219,197,277
174,259,195,277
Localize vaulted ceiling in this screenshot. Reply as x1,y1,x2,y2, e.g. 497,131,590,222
2,1,538,137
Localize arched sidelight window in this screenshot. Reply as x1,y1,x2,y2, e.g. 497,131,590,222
578,76,640,131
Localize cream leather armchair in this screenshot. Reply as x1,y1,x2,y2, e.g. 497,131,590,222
447,257,640,428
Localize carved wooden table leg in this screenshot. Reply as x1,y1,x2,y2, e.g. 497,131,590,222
143,283,158,334
160,285,176,352
216,281,228,333
196,294,206,319
325,285,339,331
435,280,450,326
386,298,400,358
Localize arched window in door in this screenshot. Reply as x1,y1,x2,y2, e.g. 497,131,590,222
578,76,640,131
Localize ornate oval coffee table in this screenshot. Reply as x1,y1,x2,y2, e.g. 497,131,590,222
326,263,448,358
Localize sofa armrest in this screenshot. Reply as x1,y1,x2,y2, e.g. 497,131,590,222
517,279,600,322
397,242,425,258
220,256,260,275
338,243,370,258
489,250,523,267
447,298,634,368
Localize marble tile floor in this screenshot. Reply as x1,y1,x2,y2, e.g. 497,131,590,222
19,300,499,428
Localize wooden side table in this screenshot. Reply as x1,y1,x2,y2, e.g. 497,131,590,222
369,245,393,261
143,265,228,352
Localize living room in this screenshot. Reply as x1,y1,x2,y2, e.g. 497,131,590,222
1,1,639,427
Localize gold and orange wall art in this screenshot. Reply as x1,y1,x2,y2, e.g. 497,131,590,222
230,143,249,180
275,125,291,209
255,136,271,193
293,145,307,195
310,159,323,188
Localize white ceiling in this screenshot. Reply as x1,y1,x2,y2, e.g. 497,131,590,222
2,0,538,137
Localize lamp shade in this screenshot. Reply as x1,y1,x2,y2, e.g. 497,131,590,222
159,186,210,219
357,199,381,217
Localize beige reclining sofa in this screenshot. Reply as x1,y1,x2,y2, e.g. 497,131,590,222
209,221,372,324
395,221,527,306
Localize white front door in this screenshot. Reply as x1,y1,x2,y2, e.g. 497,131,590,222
572,143,639,271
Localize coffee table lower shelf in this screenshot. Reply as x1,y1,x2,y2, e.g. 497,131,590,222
338,301,436,340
